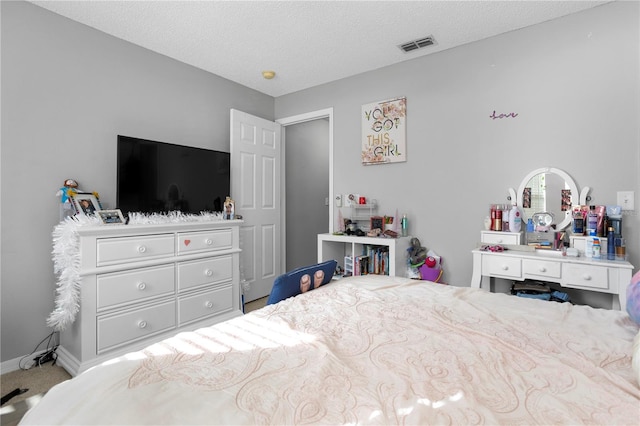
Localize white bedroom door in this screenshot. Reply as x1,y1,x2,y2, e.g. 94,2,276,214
230,109,282,302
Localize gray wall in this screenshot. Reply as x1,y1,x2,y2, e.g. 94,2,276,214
285,119,330,270
275,1,639,306
0,1,273,363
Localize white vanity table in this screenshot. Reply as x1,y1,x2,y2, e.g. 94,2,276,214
472,167,634,310
471,248,633,310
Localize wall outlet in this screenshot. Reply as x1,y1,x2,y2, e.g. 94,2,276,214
617,191,635,210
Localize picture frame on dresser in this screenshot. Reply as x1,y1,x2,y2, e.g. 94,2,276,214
370,216,384,231
97,209,125,225
71,192,101,216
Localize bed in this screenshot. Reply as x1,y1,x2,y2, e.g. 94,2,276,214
21,275,640,425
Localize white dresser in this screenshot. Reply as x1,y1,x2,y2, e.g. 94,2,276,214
471,248,633,310
57,221,243,376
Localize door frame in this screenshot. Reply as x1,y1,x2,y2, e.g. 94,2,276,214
276,108,334,273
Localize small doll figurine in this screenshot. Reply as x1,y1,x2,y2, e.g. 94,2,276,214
57,179,79,204
223,196,235,220
56,179,79,221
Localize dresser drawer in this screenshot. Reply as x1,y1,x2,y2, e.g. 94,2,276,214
523,259,561,279
177,255,233,292
97,265,175,311
97,234,174,266
482,255,522,279
97,300,176,353
563,264,609,290
177,229,233,255
178,285,233,326
481,231,521,245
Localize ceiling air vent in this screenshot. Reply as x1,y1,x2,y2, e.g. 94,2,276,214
399,36,436,53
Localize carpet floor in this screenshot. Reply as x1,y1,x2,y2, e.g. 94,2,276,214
1,362,71,426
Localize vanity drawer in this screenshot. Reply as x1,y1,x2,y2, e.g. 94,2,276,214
563,264,609,290
178,284,233,326
97,300,176,353
481,231,522,245
97,264,175,311
97,234,174,266
482,255,521,279
523,259,561,279
177,255,233,292
177,229,233,255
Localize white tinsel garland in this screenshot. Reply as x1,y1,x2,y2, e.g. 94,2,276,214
48,211,225,331
48,215,99,330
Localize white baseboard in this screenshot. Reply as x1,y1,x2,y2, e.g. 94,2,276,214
1,349,60,374
0,356,24,374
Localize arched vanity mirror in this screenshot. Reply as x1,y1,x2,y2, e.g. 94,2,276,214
514,167,582,231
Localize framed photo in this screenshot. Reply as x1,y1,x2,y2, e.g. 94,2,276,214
370,216,384,231
223,197,235,220
71,192,101,216
97,209,126,225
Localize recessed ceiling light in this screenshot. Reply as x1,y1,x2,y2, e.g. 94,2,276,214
262,70,276,79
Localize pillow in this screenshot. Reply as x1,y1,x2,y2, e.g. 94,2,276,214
626,270,640,325
633,331,640,387
266,260,337,305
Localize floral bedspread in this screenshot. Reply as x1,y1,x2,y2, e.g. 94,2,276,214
22,275,640,425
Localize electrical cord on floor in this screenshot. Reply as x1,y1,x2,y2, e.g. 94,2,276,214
1,387,28,406
18,331,59,370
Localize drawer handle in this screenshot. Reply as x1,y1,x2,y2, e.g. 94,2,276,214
205,301,213,309
538,267,547,272
137,245,147,254
501,265,509,271
138,320,147,329
205,239,213,246
205,269,213,277
497,239,503,243
582,274,592,281
137,282,147,291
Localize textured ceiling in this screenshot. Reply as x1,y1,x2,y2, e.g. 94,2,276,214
29,1,609,97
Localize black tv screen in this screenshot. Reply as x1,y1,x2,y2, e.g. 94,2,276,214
116,135,230,216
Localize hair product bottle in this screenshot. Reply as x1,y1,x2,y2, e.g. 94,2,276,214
587,205,598,236
592,238,601,259
401,214,408,237
607,226,615,260
509,204,522,233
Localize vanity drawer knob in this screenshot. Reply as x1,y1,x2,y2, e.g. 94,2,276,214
501,265,509,271
137,282,147,291
204,301,213,309
137,245,147,253
205,269,213,277
539,267,547,272
497,239,503,243
137,320,147,329
582,274,592,281
205,238,213,245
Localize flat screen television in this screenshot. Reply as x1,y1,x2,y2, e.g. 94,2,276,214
116,135,230,216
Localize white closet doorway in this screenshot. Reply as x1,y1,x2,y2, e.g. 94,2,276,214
277,108,334,272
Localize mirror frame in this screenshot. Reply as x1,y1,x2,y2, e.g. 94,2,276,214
516,167,579,231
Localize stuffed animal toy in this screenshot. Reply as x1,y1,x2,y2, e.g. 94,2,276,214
407,237,428,267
